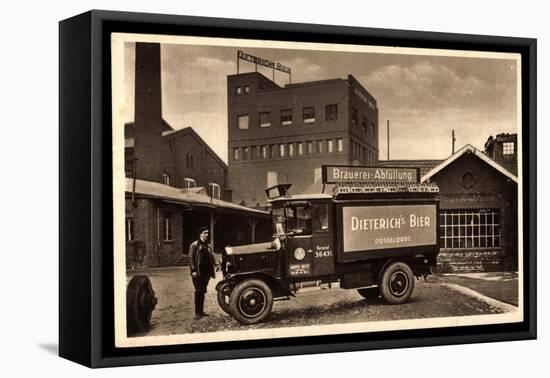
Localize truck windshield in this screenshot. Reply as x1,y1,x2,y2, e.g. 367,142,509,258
271,203,312,236
286,203,312,235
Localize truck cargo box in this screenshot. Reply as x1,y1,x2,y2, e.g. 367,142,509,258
335,198,439,263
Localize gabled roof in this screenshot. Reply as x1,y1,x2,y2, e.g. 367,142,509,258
161,127,227,169
126,179,268,216
421,144,518,184
124,126,227,169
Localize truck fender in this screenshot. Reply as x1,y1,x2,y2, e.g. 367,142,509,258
221,273,292,298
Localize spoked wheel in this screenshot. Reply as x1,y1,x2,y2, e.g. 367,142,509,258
126,275,158,335
379,262,415,305
229,279,273,325
217,282,232,314
357,287,380,301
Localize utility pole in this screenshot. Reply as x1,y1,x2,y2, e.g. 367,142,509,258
452,129,456,155
387,120,390,160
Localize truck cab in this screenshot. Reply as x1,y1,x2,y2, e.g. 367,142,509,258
217,168,440,325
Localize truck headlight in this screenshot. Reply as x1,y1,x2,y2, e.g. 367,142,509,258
294,247,306,261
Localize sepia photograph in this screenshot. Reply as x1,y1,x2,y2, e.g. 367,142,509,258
111,32,523,348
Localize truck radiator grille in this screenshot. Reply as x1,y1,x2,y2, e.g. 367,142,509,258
235,254,277,272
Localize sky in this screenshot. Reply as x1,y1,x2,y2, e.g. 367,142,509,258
122,42,518,163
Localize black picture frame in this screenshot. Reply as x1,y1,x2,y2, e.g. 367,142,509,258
59,10,537,368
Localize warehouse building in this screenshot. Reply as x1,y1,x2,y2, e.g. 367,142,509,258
379,135,518,273
124,43,271,269
226,71,379,208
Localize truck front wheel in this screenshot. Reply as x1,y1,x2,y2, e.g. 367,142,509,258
229,279,273,325
380,262,415,304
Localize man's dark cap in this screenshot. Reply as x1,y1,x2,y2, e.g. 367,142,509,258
198,226,209,234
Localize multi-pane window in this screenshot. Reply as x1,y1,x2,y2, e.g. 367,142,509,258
162,173,170,186
297,142,304,156
325,104,338,121
370,122,376,137
242,146,250,160
163,211,174,242
307,141,313,154
439,209,501,249
281,109,293,125
261,145,268,159
279,144,285,157
250,146,257,160
270,144,277,159
352,108,358,124
237,114,249,129
303,107,315,124
327,139,334,153
288,143,294,157
208,183,220,199
125,218,134,242
337,138,344,152
233,147,239,161
183,177,196,189
259,112,271,128
503,142,514,156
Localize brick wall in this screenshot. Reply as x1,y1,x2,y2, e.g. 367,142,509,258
432,151,518,272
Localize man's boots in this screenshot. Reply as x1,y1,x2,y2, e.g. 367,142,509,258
199,294,209,317
194,292,202,320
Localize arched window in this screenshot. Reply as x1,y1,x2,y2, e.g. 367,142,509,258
162,173,170,186
208,183,221,199
183,177,196,189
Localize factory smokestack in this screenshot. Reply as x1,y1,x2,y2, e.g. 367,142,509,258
133,43,163,183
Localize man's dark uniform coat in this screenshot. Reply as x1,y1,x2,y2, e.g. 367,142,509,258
188,239,216,317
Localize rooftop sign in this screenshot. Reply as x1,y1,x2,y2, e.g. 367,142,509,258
238,50,291,74
322,165,419,184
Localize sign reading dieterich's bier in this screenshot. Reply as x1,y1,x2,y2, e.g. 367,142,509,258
322,165,419,184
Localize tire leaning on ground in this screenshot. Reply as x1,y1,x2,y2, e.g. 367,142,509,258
229,279,273,325
379,262,415,305
126,275,158,335
357,287,380,301
216,283,232,314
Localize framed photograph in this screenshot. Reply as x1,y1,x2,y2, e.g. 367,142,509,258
59,10,536,368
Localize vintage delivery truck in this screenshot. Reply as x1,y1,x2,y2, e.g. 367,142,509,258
216,165,440,324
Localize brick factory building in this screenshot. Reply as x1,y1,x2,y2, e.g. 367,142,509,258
379,136,518,273
226,72,379,208
124,43,271,269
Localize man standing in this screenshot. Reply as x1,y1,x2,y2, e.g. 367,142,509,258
188,227,219,320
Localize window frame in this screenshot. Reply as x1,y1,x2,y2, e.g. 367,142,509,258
162,211,174,242
439,209,501,249
325,104,338,121
281,108,293,125
183,177,197,189
303,106,316,124
162,173,170,186
208,182,221,199
259,111,272,128
237,114,249,130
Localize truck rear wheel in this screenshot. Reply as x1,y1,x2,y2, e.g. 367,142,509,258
217,283,232,314
380,262,414,305
229,279,273,325
357,287,380,301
